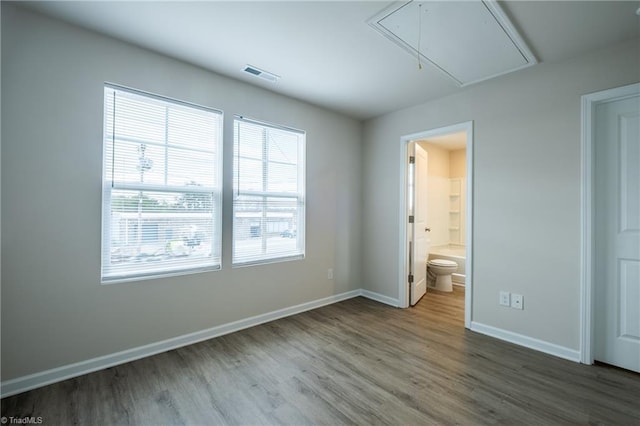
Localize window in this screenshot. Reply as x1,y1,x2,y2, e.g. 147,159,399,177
101,84,223,282
233,117,305,265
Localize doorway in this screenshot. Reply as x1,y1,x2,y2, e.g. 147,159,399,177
581,83,640,372
399,121,473,328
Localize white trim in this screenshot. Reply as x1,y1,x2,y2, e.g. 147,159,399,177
398,121,474,330
0,290,361,398
398,135,410,309
464,125,474,328
471,322,581,363
1,283,592,398
580,82,640,365
580,91,594,365
474,0,538,87
360,289,400,307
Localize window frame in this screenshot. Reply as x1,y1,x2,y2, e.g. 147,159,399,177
101,83,223,283
232,116,306,267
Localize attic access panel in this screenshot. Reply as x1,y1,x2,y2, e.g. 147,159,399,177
369,0,537,86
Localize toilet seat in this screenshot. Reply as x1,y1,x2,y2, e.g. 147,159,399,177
428,259,457,267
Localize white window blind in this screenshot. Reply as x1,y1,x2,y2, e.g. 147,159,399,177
101,84,223,282
233,117,305,265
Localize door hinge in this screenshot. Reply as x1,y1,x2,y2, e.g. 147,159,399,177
408,215,414,223
408,274,414,284
409,156,415,164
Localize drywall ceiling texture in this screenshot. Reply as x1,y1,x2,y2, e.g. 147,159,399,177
362,37,640,351
0,4,362,380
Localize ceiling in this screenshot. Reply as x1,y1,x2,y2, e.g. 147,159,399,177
16,1,640,120
369,1,538,86
420,131,467,150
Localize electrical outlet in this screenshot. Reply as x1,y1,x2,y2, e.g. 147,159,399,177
328,268,334,280
511,294,524,310
499,291,510,307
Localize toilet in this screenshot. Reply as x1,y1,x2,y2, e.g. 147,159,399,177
427,258,458,292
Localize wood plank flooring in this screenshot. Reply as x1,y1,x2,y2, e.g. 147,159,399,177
2,287,639,425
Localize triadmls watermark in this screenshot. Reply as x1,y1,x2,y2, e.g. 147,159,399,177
1,417,43,425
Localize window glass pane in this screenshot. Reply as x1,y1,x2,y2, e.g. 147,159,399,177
267,129,299,164
167,146,217,187
110,141,166,185
168,107,219,151
107,189,217,276
236,121,264,159
266,197,299,246
238,157,263,191
233,117,305,266
267,162,298,193
233,195,264,242
108,91,166,144
102,85,222,282
232,196,301,263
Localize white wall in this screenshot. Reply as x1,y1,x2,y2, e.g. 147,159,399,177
1,4,362,380
362,38,640,351
450,149,466,179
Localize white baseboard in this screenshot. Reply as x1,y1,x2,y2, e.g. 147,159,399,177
2,292,580,399
0,290,361,398
470,321,581,363
360,289,400,307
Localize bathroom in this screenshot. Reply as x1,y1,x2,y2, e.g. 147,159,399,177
417,133,467,292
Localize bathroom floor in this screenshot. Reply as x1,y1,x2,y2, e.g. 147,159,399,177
423,285,465,326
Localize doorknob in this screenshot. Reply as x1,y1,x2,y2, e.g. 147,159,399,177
425,227,431,232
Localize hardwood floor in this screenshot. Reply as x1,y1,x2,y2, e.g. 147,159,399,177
2,287,639,425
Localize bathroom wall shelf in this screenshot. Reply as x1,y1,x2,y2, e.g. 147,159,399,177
449,178,462,244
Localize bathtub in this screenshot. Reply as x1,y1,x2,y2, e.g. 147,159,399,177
428,244,466,285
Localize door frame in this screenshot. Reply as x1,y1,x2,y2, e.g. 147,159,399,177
580,82,640,364
398,121,474,329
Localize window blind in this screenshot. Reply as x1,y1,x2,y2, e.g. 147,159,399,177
101,84,223,282
233,117,305,265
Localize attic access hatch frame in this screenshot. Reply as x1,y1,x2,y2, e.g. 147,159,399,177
367,0,537,87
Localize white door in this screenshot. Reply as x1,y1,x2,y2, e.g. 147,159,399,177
594,90,640,373
410,144,429,306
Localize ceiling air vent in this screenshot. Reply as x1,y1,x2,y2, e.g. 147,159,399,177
243,65,280,82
